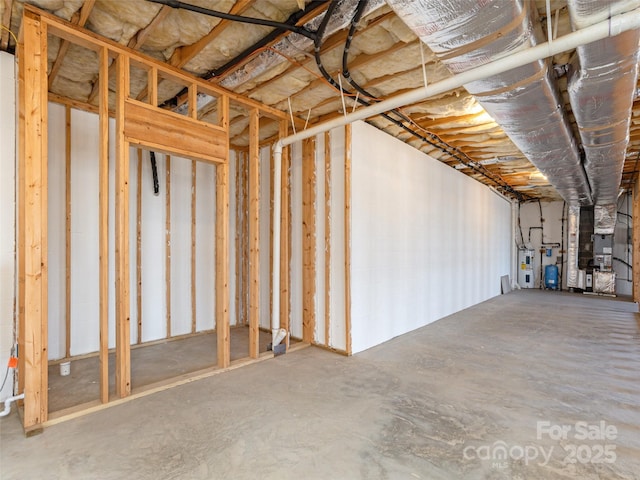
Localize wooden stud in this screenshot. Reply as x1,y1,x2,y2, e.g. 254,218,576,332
20,11,49,429
98,46,110,404
242,151,249,326
165,156,172,338
249,109,260,358
188,84,198,120
191,160,197,334
279,120,291,347
216,95,230,368
324,131,331,347
16,40,25,401
136,149,143,344
148,66,158,107
302,137,316,343
115,53,132,398
235,151,242,326
344,124,352,355
65,105,72,359
634,177,640,304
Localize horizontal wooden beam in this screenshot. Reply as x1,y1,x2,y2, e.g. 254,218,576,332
124,99,227,163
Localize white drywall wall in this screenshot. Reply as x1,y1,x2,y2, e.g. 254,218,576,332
349,121,511,354
195,161,216,331
0,52,16,401
169,157,192,337
328,127,347,352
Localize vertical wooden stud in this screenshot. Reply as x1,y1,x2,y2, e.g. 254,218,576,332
191,160,197,334
148,66,157,107
633,177,640,304
216,95,230,368
20,11,49,429
324,131,331,347
165,156,172,338
98,46,110,403
115,53,131,397
344,124,352,355
136,149,143,344
249,109,260,358
242,152,249,326
17,40,26,401
235,152,242,326
302,137,316,343
278,121,291,347
65,106,72,359
188,83,197,119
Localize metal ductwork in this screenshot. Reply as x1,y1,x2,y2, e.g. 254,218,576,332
566,0,640,234
385,0,593,206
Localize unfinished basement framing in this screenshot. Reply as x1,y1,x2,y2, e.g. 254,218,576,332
17,5,295,433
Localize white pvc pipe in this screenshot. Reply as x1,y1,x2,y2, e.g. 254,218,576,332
0,393,24,418
270,7,640,341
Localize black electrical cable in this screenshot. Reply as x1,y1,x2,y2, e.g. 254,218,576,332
149,0,317,40
205,1,328,80
316,1,525,200
613,257,633,270
150,152,160,196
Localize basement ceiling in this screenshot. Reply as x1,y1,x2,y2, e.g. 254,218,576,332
1,0,639,201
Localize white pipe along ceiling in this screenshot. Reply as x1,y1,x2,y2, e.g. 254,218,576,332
270,5,640,332
566,0,640,234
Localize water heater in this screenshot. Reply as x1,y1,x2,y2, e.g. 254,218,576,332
518,249,535,288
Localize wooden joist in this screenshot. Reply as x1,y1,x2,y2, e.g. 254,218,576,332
249,109,260,358
302,137,316,343
278,120,291,348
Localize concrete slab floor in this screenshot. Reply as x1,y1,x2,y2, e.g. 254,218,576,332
1,290,639,479
47,326,277,412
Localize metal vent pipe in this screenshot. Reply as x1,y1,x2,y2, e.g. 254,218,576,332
384,0,593,206
566,0,640,234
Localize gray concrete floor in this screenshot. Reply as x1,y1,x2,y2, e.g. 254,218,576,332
48,326,275,412
1,290,639,479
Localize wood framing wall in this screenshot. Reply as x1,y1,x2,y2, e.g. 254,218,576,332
17,6,287,432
